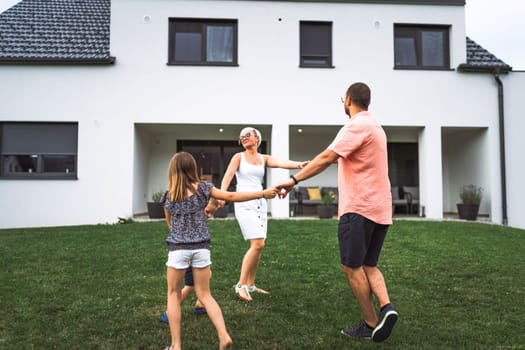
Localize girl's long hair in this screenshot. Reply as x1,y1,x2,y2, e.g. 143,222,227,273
167,152,200,202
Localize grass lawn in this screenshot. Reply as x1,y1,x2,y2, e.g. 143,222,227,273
1,219,524,349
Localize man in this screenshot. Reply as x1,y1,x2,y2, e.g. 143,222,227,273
276,82,398,342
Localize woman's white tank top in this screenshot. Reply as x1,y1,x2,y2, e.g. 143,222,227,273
235,153,265,192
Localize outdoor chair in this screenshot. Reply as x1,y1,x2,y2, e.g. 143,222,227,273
403,186,420,214
391,186,409,214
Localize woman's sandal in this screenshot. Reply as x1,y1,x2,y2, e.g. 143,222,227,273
248,285,269,295
234,284,252,301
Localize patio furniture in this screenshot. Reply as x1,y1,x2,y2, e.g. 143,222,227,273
391,186,409,214
403,186,420,214
290,186,338,216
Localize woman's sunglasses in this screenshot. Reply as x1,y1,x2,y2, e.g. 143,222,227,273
239,132,252,141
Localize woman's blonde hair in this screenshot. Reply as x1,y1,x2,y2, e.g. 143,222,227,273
239,127,262,147
167,151,200,202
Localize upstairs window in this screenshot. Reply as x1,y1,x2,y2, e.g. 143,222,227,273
394,24,450,70
0,122,78,179
300,21,333,68
168,18,238,66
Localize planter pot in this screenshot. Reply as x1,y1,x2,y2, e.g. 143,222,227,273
317,205,335,219
457,203,479,221
147,202,165,219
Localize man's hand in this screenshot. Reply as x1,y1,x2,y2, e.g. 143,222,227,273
275,178,295,199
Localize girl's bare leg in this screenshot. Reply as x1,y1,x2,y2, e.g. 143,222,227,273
166,267,186,350
193,266,232,350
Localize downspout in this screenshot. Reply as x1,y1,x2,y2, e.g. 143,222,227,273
493,70,508,225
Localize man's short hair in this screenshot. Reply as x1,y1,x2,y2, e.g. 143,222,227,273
346,82,371,110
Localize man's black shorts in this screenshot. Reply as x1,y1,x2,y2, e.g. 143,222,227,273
338,212,389,268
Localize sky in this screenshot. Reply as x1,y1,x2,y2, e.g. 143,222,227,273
465,0,525,70
1,0,524,70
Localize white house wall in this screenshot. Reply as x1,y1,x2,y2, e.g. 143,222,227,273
0,0,523,229
0,65,135,228
505,72,525,229
442,128,490,214
108,0,467,127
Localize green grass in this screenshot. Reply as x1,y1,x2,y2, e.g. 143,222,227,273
1,219,524,349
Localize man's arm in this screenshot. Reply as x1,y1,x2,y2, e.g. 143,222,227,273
276,149,339,197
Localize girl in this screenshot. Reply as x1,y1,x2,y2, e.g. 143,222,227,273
160,198,220,322
163,151,278,350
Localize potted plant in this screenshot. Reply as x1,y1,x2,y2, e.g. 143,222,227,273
457,184,483,221
317,191,336,219
147,190,165,219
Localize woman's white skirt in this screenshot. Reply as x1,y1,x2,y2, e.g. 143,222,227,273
234,198,267,240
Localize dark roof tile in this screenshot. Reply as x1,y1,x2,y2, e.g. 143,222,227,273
0,0,114,64
458,37,512,73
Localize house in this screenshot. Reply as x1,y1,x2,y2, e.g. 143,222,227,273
1,0,524,229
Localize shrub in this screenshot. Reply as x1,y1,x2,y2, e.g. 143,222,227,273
151,190,164,202
322,191,336,205
460,184,483,205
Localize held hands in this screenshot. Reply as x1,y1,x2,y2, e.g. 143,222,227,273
298,160,309,169
276,178,295,199
279,159,308,196
262,187,279,199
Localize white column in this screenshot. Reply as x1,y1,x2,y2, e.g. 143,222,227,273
268,124,290,218
419,126,443,219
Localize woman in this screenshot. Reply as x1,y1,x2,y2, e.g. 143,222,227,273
220,127,308,301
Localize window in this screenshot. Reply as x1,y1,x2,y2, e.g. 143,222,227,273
0,122,78,179
394,24,450,69
168,18,238,66
300,21,333,68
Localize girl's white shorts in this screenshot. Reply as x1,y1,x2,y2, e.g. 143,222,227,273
166,249,211,269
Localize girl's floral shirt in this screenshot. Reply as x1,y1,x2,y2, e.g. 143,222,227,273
160,181,213,250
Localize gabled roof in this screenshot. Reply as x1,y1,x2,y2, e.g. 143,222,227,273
0,0,114,65
457,37,512,74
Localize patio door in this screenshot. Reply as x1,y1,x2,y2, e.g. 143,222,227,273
178,140,267,189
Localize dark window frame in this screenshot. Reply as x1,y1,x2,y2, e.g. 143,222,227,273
0,122,78,180
300,21,334,68
168,17,238,66
394,24,451,70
